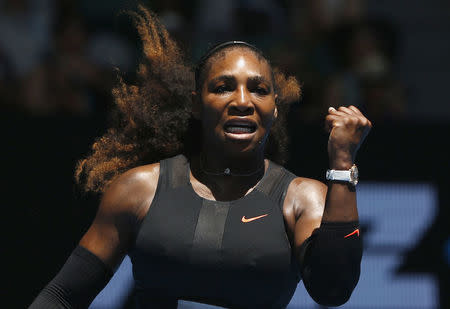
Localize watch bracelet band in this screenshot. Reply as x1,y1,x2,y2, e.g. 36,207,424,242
327,169,351,181
326,164,358,185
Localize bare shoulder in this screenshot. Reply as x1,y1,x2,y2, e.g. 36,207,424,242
79,163,160,266
284,177,327,220
99,162,160,220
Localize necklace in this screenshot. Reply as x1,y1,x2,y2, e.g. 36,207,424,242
199,155,265,177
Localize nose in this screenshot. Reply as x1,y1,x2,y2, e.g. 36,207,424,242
233,85,253,113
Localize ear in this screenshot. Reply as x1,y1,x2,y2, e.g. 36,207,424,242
273,94,278,119
191,91,201,120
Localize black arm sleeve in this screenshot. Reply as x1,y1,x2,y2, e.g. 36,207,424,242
29,246,113,309
299,221,363,307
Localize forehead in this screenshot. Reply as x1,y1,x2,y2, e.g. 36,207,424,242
205,48,272,80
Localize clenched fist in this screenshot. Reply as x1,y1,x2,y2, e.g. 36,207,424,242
325,105,372,169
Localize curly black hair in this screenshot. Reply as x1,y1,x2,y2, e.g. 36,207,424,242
75,5,301,193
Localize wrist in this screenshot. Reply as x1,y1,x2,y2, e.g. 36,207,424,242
328,150,354,169
329,159,353,170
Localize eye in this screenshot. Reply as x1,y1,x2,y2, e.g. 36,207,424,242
247,78,271,95
252,86,269,95
214,84,231,94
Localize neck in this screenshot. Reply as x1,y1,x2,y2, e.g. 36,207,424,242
200,148,265,176
190,149,267,201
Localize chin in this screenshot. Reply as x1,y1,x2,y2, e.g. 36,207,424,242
221,139,262,157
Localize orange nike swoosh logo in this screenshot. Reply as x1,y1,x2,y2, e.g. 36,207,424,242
344,229,360,238
241,214,268,223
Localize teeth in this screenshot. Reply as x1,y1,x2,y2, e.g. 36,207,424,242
224,121,256,134
225,125,255,133
226,126,254,133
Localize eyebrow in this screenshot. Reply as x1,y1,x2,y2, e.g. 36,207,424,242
208,74,235,85
208,74,272,85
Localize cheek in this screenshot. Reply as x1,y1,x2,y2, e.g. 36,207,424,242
261,115,276,133
202,93,228,113
257,101,277,125
201,102,225,129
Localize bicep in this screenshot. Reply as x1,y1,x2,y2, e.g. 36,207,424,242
80,165,159,270
285,178,327,253
79,204,131,271
294,205,323,250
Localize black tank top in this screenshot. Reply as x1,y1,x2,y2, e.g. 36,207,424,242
129,155,300,308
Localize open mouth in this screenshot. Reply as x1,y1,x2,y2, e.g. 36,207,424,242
224,120,257,134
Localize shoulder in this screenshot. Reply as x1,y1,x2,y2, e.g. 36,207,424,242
284,176,327,220
78,163,161,265
99,162,160,221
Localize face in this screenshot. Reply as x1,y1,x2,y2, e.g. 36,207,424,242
195,48,277,156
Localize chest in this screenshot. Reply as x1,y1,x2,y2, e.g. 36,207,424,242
129,182,301,307
131,185,294,284
137,187,291,266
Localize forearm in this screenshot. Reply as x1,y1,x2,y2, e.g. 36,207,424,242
29,246,113,309
322,181,358,222
300,221,362,307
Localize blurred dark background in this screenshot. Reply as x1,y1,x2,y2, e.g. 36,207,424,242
1,0,448,308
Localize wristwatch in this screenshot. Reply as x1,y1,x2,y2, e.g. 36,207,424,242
326,164,359,186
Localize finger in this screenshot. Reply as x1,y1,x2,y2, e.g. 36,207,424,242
324,114,342,132
325,114,342,121
328,107,349,117
328,107,345,115
363,119,373,131
325,115,345,126
324,114,333,132
327,107,337,115
337,106,356,115
347,105,364,116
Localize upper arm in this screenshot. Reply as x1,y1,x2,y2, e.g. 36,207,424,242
284,178,362,306
283,177,327,254
79,163,160,270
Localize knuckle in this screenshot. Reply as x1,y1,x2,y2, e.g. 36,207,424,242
361,117,372,127
344,116,358,125
349,105,358,111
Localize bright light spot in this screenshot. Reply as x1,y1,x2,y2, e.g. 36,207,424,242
236,57,246,68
